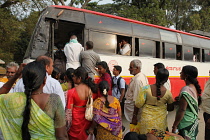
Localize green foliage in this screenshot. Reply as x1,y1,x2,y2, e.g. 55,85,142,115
0,9,23,64
0,0,210,63
14,11,40,63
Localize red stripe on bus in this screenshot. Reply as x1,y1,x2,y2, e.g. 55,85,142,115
51,5,210,40
95,77,208,98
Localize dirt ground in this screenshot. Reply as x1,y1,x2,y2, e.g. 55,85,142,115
122,107,205,139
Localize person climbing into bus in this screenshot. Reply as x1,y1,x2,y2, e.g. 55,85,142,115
118,39,131,56
80,41,101,80
64,35,84,69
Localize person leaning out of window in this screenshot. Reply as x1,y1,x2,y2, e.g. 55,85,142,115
118,39,131,56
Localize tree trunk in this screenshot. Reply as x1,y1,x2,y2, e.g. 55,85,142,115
52,0,59,5
69,0,75,6
0,0,20,8
59,0,65,5
81,0,91,9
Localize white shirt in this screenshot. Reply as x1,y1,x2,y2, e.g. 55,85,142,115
13,74,66,108
64,42,84,69
120,43,131,55
125,72,149,102
0,81,14,93
112,75,125,99
164,79,171,91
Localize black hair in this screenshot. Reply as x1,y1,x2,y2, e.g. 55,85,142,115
114,65,122,74
98,81,110,108
97,61,112,78
86,41,93,49
36,55,51,67
66,68,75,88
182,65,202,105
22,61,46,140
124,132,147,140
74,67,97,93
156,68,169,100
51,66,60,80
122,39,128,43
154,63,165,69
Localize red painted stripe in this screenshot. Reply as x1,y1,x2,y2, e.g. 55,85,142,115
51,5,210,40
95,76,208,98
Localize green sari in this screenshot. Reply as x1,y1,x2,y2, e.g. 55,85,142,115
0,92,55,140
177,86,199,140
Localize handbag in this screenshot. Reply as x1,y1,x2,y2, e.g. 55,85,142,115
85,89,93,121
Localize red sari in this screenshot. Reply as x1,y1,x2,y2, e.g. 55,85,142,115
66,88,91,140
97,73,112,96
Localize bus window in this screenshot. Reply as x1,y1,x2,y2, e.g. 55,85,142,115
135,38,139,56
204,49,210,62
202,49,205,62
139,39,156,57
183,46,193,61
116,35,132,56
162,43,165,59
176,45,182,60
164,43,176,59
90,31,117,54
156,41,160,58
193,47,200,62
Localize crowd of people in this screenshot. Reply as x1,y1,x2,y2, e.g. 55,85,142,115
0,35,209,140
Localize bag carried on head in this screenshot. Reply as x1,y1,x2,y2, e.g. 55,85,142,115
85,89,93,121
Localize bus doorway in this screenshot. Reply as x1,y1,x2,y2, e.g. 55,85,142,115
53,20,84,73
54,20,85,49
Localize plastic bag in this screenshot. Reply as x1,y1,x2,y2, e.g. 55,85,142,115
86,134,96,140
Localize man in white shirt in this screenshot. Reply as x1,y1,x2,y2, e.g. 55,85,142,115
153,63,171,91
124,59,148,135
0,62,19,93
64,35,84,69
13,56,66,108
118,39,131,56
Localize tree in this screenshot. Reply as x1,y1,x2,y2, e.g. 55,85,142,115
0,8,23,63
88,0,172,27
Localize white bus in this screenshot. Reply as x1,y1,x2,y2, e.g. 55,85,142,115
24,5,210,97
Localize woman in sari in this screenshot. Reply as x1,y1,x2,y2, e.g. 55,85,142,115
132,68,174,134
172,65,201,140
96,61,112,96
0,61,68,139
66,67,97,140
88,80,122,140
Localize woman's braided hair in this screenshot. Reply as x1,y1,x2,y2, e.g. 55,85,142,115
21,61,46,140
156,68,169,100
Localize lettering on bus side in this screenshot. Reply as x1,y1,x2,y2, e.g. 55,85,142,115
166,66,181,71
108,60,118,71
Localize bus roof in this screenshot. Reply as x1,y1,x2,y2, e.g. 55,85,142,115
51,5,210,40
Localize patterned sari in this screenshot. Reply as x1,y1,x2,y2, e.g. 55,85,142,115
0,92,55,139
177,86,199,140
135,85,174,134
93,97,122,140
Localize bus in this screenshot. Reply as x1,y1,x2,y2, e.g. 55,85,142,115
24,5,210,97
